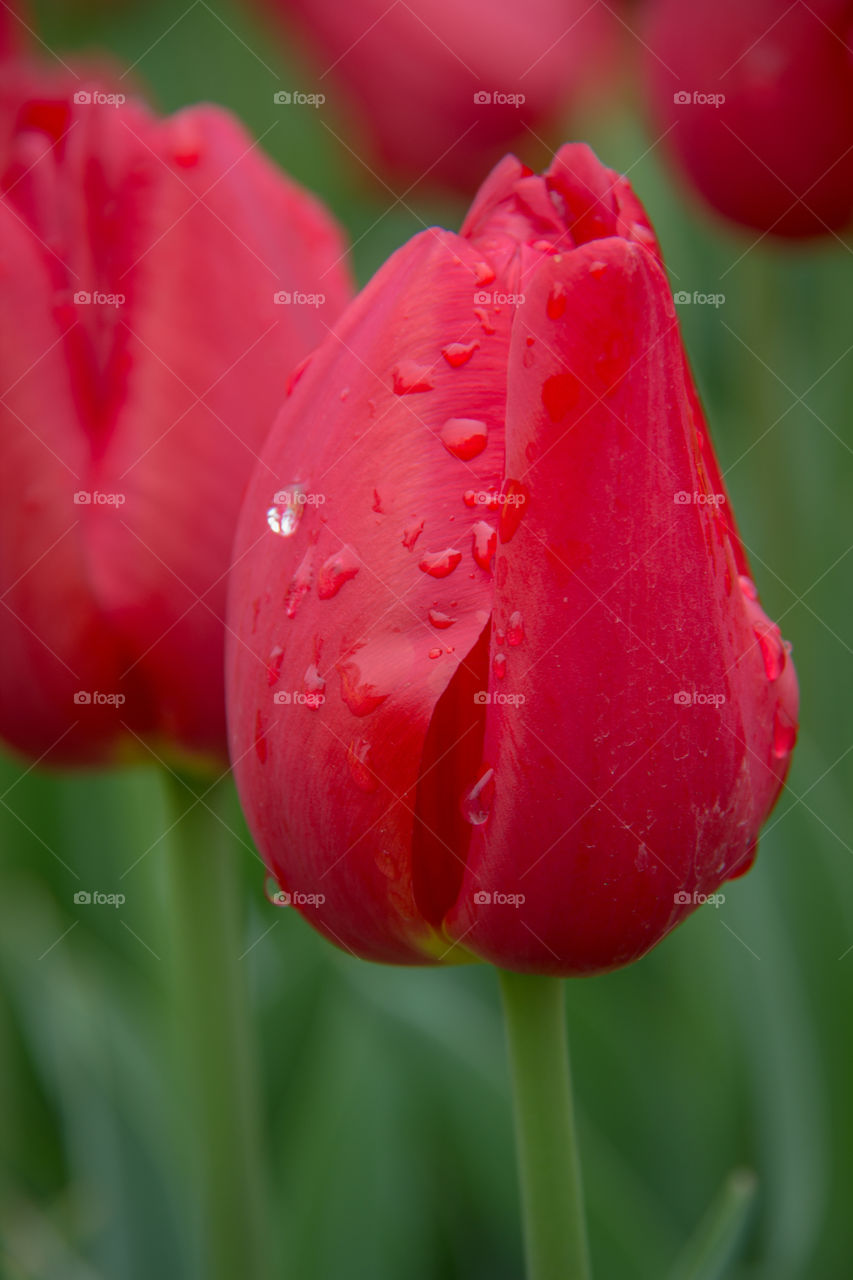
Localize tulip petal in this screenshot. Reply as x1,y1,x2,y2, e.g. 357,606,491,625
228,228,513,962
444,235,798,973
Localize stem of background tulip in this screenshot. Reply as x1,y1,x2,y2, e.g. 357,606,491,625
163,772,270,1280
499,970,592,1280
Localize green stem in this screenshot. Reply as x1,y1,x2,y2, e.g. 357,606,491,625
498,970,592,1280
163,772,270,1280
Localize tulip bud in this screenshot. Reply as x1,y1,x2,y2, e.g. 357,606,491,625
227,143,798,975
643,0,853,237
262,0,616,191
0,68,353,766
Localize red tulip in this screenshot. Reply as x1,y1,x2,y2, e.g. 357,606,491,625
643,0,853,238
0,67,353,767
263,0,615,192
226,143,798,975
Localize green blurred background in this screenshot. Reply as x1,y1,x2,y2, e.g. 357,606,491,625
1,2,851,1277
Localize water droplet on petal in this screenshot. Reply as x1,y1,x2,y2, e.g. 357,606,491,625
546,281,568,319
266,645,285,687
337,658,387,716
428,647,442,659
463,490,477,508
463,767,495,826
542,372,579,422
402,518,425,550
429,609,456,629
340,386,350,401
419,548,462,578
472,521,496,572
507,611,524,646
441,417,488,460
754,623,786,682
474,261,495,285
254,710,267,764
392,361,433,394
595,334,628,394
303,664,326,700
589,259,607,279
474,307,496,335
284,546,315,619
442,341,479,367
499,481,529,543
372,490,384,513
493,652,507,679
267,486,306,537
347,737,378,791
317,545,360,599
739,574,758,601
772,706,797,759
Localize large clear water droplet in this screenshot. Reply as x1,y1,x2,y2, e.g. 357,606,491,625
267,485,305,537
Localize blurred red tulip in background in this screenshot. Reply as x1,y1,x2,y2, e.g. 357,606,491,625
263,0,616,192
643,0,853,238
0,66,352,768
227,143,798,976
